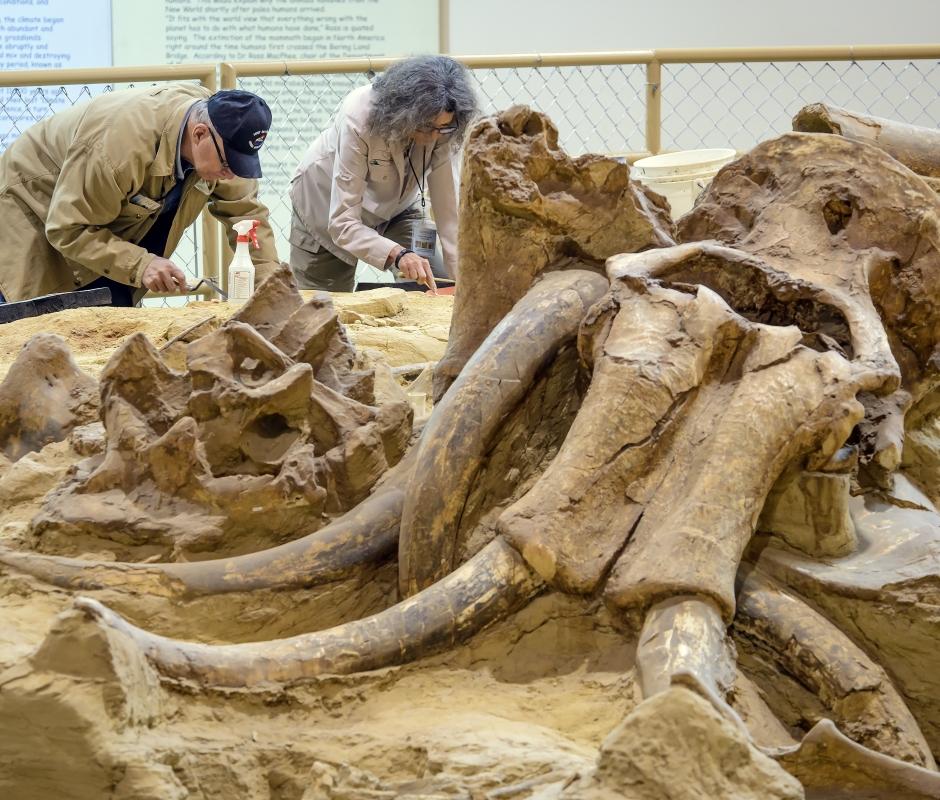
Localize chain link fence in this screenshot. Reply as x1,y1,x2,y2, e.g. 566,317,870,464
225,53,940,267
660,58,940,151
233,72,374,277
233,63,650,278
471,64,648,156
0,50,937,292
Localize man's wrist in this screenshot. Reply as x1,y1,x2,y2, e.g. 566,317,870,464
394,248,415,270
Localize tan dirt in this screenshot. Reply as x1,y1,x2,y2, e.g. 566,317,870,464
0,289,823,799
0,288,453,382
0,290,657,799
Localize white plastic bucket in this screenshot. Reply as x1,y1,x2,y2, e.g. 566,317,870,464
633,148,736,218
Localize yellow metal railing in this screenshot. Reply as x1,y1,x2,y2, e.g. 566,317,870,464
220,44,940,158
219,44,940,282
0,64,216,89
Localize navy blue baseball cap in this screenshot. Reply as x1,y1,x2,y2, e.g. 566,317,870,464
207,90,272,179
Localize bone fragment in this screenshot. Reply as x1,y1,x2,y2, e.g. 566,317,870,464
793,103,940,178
772,720,940,798
0,334,98,461
735,570,935,768
758,467,857,557
433,104,674,401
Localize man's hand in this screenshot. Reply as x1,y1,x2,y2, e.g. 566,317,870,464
397,251,438,294
142,256,188,293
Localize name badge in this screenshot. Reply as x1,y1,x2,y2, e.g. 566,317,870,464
410,219,437,259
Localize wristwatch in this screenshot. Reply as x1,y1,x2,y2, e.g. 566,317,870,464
393,248,415,270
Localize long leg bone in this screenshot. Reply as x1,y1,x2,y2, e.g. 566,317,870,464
636,595,736,704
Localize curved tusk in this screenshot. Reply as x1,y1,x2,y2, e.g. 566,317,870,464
74,538,541,687
735,569,936,770
399,269,609,597
0,454,413,599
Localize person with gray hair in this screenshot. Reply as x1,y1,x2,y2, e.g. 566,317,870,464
289,55,479,293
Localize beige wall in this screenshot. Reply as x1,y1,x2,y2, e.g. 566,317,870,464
447,0,938,53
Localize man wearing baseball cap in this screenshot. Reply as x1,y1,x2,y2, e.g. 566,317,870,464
0,84,279,305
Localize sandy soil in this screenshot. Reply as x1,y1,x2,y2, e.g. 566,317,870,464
0,288,452,381
0,289,792,800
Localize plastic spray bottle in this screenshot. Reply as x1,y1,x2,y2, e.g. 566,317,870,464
228,219,260,304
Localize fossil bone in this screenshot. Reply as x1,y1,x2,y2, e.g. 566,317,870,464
432,104,674,401
72,538,540,687
793,102,940,178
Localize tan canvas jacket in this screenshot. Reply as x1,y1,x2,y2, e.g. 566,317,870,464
0,83,279,302
289,84,459,274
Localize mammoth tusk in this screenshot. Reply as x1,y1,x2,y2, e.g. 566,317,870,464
399,269,609,597
735,568,936,770
792,103,940,179
73,538,541,688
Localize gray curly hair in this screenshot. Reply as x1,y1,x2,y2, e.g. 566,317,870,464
368,55,479,146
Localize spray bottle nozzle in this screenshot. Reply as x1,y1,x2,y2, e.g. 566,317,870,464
233,219,260,249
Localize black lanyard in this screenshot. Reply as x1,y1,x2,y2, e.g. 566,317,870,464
407,143,427,210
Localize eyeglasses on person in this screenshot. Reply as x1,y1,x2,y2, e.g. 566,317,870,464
208,129,230,170
419,122,459,135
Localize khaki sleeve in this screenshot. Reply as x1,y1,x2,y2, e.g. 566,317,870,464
44,142,153,286
208,177,281,283
327,115,398,270
428,148,459,279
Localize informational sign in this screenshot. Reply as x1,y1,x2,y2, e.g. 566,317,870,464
112,0,439,65
0,0,439,276
0,0,110,70
0,0,112,148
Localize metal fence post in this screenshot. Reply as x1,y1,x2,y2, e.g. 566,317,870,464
220,62,238,90
200,65,221,284
439,0,450,54
217,63,239,287
645,58,662,156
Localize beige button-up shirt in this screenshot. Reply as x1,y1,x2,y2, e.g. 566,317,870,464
289,84,459,275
